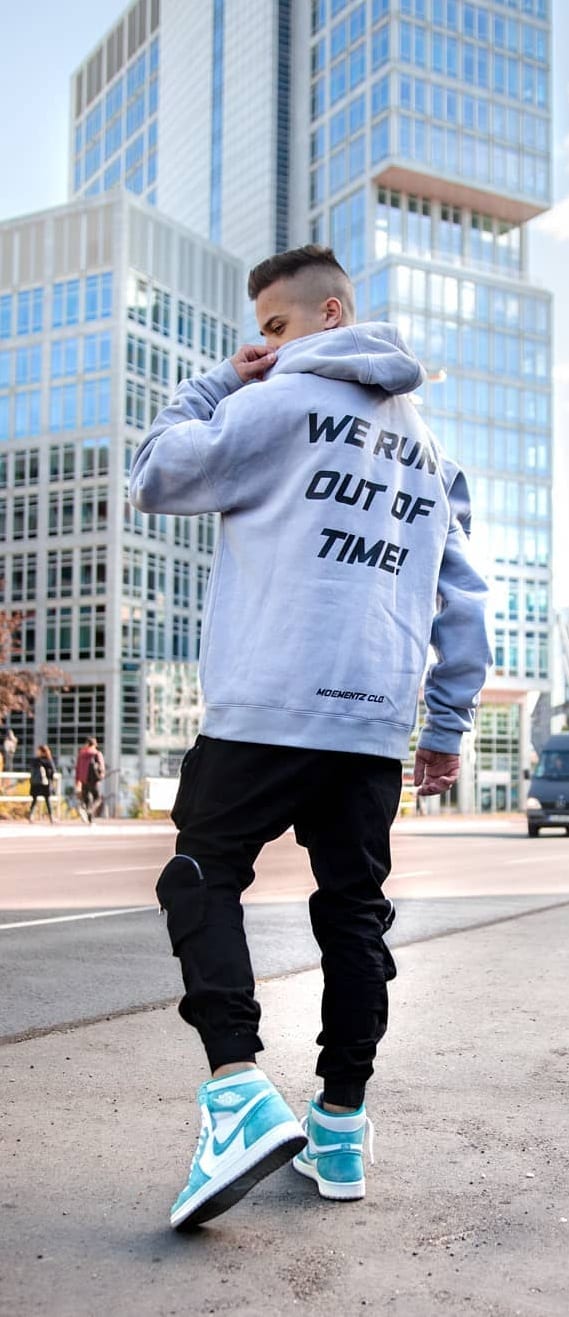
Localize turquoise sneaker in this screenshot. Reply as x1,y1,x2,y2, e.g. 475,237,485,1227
170,1069,307,1230
293,1093,374,1200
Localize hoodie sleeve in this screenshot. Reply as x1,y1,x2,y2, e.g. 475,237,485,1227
129,360,246,514
418,480,493,755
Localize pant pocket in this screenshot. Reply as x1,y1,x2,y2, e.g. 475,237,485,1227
156,853,207,952
171,736,203,829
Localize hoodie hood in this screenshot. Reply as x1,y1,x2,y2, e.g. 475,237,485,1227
269,321,426,395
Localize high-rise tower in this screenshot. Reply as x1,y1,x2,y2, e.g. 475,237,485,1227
68,0,553,808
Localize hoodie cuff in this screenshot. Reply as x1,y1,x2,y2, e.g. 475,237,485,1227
417,729,463,755
204,358,246,400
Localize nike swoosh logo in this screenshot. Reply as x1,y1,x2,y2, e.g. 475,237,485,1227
210,1091,270,1157
197,1092,273,1179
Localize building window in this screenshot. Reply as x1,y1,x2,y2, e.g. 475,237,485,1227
14,389,41,438
150,345,169,386
122,546,143,599
17,288,43,336
51,337,79,378
331,189,366,275
127,334,147,376
84,331,111,372
52,280,80,328
49,444,76,482
82,437,109,479
13,448,39,486
80,545,107,596
172,613,189,660
173,559,190,608
311,76,325,121
197,563,211,608
197,513,216,554
81,488,108,534
47,549,74,599
11,552,37,602
105,77,123,120
174,516,191,549
151,287,171,337
12,492,38,540
16,346,42,384
0,294,12,338
46,683,106,764
85,273,113,321
121,670,140,754
0,348,11,388
200,313,218,360
79,604,106,660
221,323,237,358
49,383,77,432
104,159,122,189
84,141,102,182
177,297,194,348
105,117,122,160
48,490,75,537
83,377,110,427
126,379,146,428
126,89,145,139
146,609,166,660
127,274,148,324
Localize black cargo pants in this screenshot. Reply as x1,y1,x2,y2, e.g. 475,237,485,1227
156,735,401,1108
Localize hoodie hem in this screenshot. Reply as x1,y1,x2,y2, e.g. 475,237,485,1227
201,704,409,759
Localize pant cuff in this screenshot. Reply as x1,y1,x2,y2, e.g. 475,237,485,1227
322,1080,366,1109
204,1033,264,1073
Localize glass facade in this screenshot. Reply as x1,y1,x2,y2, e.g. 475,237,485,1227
308,0,552,809
210,0,225,244
72,1,160,206
0,192,241,792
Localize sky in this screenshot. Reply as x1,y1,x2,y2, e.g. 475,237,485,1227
0,0,123,221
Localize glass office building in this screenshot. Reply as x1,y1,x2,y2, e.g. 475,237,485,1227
68,0,553,809
70,0,290,338
71,0,161,207
304,0,553,810
0,194,241,799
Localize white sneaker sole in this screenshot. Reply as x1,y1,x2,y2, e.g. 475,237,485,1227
292,1153,365,1200
171,1120,307,1231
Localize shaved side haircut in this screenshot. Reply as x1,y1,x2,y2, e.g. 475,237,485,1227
248,245,356,323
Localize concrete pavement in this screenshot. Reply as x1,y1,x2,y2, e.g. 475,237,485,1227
2,901,568,1315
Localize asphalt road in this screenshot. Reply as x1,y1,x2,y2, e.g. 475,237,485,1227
1,819,568,1042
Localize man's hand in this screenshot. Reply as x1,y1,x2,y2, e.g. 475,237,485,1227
413,748,460,796
230,344,277,383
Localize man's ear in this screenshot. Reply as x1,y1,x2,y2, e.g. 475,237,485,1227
322,296,343,329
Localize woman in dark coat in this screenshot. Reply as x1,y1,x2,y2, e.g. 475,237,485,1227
28,744,56,823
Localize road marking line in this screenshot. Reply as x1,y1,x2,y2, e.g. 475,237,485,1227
75,865,159,875
0,907,156,931
392,869,433,878
504,854,567,865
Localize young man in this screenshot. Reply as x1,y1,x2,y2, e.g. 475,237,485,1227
130,245,491,1231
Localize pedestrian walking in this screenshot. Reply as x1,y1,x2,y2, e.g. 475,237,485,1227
3,728,18,771
74,737,105,824
28,744,55,823
130,244,491,1231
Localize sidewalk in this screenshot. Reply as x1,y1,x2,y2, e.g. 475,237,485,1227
0,813,524,840
3,905,568,1316
0,818,175,838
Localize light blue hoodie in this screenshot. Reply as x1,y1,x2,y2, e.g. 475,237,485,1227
130,322,491,758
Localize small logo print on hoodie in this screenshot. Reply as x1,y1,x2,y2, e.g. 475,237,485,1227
316,687,385,704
